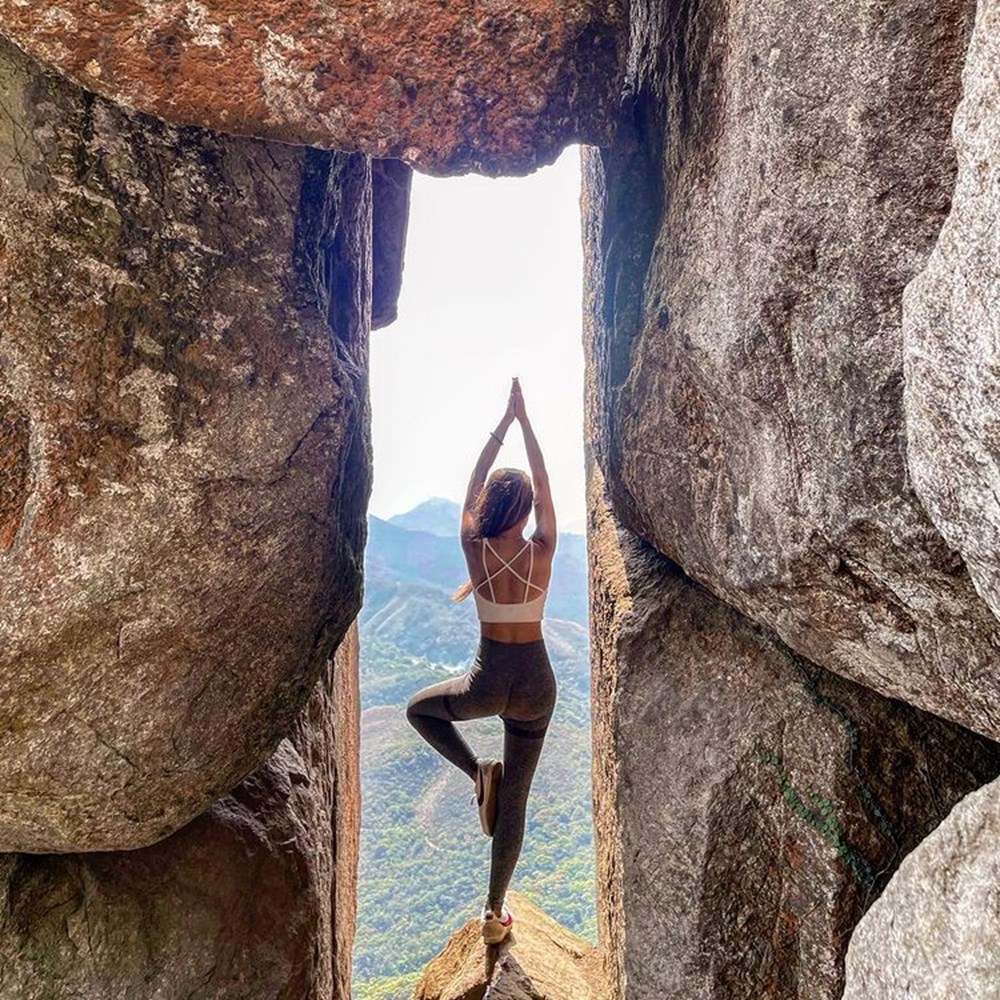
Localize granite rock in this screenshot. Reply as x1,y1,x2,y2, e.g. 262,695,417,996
904,0,1000,627
0,36,372,852
843,775,1000,1000
586,461,1000,1000
582,0,1000,740
0,0,626,176
372,159,413,330
0,625,361,1000
414,890,606,1000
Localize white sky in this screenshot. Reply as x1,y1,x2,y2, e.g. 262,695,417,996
369,149,588,533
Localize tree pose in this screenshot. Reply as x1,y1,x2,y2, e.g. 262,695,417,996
406,377,558,945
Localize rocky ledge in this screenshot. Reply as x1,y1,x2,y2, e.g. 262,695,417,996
414,891,606,1000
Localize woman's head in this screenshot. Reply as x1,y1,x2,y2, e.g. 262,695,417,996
452,468,533,603
470,468,533,538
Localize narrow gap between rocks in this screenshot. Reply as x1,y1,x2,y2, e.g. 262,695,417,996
353,149,596,999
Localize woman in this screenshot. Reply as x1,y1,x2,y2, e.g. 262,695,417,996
405,376,558,946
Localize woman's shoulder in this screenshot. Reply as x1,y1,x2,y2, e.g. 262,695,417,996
528,531,557,555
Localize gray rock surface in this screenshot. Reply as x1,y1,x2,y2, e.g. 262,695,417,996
0,625,361,1000
843,775,1000,1000
904,0,1000,626
582,0,1000,740
372,159,413,330
586,461,1000,1000
0,36,372,852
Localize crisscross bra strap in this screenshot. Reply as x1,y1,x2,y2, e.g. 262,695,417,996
479,537,544,603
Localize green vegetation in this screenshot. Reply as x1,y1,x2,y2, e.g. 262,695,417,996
354,971,422,1000
353,502,596,990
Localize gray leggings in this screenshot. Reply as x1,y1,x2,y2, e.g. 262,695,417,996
405,636,557,911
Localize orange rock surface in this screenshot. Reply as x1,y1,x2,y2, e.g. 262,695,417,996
414,891,607,1000
0,0,625,175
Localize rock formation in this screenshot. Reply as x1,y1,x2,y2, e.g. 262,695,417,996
0,624,360,1000
842,775,1000,1000
0,35,373,852
903,0,1000,627
587,464,1000,1000
413,891,606,1000
0,0,626,175
582,1,1000,992
372,159,414,330
5,0,1000,995
582,0,1000,742
839,9,1000,996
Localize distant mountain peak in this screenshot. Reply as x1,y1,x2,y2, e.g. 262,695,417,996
387,497,462,537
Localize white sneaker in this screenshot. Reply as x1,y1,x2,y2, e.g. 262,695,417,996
481,901,514,944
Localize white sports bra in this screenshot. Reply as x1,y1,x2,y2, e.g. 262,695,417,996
473,537,548,623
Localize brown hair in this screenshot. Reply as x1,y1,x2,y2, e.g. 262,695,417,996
453,468,534,602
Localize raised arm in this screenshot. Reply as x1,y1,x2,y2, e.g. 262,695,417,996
460,384,516,539
511,379,556,551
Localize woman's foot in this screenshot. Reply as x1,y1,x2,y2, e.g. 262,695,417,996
481,901,514,945
472,759,503,836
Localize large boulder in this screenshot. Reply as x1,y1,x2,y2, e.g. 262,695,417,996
582,0,1000,739
414,891,606,1000
843,775,1000,1000
0,0,626,176
904,0,1000,625
0,624,361,1000
586,462,1000,1000
0,36,372,852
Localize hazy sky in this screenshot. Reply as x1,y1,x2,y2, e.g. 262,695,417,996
369,149,588,533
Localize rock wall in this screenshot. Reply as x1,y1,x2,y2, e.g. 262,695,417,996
583,0,1000,741
0,35,373,853
584,0,1000,995
842,5,1000,993
0,0,627,175
0,623,361,1000
903,0,1000,627
587,463,1000,1000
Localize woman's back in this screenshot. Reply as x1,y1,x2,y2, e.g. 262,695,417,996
462,534,554,643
